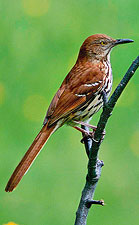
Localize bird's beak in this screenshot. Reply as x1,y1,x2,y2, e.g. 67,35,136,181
114,38,134,46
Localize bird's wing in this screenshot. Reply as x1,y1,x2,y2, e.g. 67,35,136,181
45,66,105,126
43,80,66,125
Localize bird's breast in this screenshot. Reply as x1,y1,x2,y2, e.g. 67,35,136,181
69,62,113,124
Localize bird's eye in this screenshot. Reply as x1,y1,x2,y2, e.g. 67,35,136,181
100,41,107,45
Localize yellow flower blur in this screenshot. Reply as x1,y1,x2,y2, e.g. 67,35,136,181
0,82,5,105
22,0,49,17
3,222,18,225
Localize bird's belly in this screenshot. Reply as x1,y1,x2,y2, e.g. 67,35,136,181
69,94,104,124
67,71,112,126
82,94,103,119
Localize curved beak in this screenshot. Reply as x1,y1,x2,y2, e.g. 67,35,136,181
114,38,134,46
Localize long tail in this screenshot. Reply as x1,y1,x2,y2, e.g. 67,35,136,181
5,124,56,192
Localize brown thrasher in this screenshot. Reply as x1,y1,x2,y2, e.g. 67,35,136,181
5,34,133,192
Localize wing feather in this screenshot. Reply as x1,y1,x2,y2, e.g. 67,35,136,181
44,65,105,126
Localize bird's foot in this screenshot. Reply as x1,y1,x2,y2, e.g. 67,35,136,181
80,129,106,144
73,120,106,143
80,132,94,144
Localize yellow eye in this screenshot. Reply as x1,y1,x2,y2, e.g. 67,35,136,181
101,41,107,45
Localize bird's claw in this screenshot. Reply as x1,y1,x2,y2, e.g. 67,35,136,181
80,134,91,144
80,131,95,144
81,129,106,144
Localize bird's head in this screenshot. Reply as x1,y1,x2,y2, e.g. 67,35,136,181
79,34,134,61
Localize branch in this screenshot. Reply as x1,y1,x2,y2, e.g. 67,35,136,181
74,56,139,225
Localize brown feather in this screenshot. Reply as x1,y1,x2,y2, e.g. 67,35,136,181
46,64,105,126
43,79,67,125
5,124,56,192
5,34,119,192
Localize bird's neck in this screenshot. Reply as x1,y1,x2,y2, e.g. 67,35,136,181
78,51,111,65
93,51,111,63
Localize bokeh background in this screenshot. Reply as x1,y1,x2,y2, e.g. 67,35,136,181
0,0,139,224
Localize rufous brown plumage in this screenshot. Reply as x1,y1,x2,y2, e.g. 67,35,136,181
5,34,133,192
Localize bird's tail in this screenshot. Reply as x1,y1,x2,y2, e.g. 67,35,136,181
5,124,56,192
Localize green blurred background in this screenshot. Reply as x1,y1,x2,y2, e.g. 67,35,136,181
0,0,139,224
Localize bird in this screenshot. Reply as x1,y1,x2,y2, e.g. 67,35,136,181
5,34,133,192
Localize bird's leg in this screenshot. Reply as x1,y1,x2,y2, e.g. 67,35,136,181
73,120,97,131
73,120,97,143
73,126,90,135
73,120,106,143
73,126,94,143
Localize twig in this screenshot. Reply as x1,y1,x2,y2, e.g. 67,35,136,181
86,199,105,208
74,56,139,225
